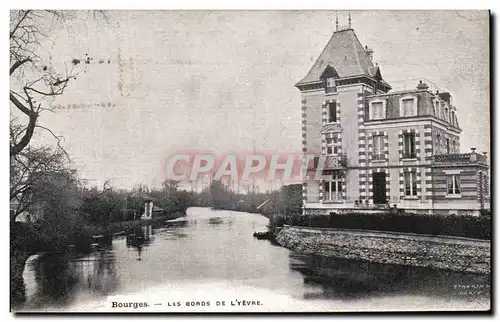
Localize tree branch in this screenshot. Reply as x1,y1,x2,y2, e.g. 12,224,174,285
10,10,31,39
10,91,39,157
34,125,71,162
10,57,32,75
10,118,38,158
10,91,34,116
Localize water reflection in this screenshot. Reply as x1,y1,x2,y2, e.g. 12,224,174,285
289,253,491,301
18,208,490,311
24,247,119,309
30,253,80,306
126,226,154,261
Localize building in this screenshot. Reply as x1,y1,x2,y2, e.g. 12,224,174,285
297,21,490,216
152,205,164,218
130,190,154,219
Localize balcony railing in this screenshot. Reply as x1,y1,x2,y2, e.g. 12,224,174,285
325,86,337,94
433,152,487,165
308,154,347,171
325,154,347,169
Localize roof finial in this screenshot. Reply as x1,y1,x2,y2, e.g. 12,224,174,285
335,11,339,31
348,11,352,28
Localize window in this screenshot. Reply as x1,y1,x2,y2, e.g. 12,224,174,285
368,100,386,120
323,173,342,201
325,77,337,94
445,107,449,123
404,171,418,196
399,96,417,118
401,98,415,117
328,102,337,123
403,133,416,159
326,134,340,155
372,134,384,160
326,77,335,88
447,174,461,195
369,100,385,120
446,138,450,154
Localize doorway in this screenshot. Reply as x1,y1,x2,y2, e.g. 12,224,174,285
372,172,387,204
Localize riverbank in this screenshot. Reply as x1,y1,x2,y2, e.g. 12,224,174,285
275,225,490,275
10,211,186,307
98,212,186,235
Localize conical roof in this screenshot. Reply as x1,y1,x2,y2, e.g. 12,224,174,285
296,28,390,88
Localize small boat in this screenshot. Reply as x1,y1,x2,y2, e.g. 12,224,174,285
253,231,270,240
166,217,188,223
208,217,223,225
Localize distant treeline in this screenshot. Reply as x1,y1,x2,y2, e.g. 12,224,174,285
201,180,303,216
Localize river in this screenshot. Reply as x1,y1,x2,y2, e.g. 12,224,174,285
15,207,490,312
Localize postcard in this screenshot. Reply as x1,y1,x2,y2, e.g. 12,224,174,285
9,9,491,313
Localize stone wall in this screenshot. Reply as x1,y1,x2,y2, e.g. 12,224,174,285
276,225,490,275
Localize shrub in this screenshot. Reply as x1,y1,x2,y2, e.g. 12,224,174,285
283,212,490,240
267,213,286,232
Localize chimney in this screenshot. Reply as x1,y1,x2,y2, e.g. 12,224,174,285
416,80,429,90
365,45,374,61
470,148,477,162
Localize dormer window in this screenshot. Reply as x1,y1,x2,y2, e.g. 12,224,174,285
434,100,440,118
326,77,335,88
399,96,417,117
325,77,336,94
369,99,386,120
321,65,339,94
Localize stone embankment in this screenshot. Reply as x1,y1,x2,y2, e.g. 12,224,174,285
275,225,490,275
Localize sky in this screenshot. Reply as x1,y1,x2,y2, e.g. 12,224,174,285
27,10,490,190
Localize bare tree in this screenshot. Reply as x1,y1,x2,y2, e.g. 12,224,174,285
10,10,109,220
10,10,106,158
11,10,73,157
162,179,180,197
10,144,74,223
